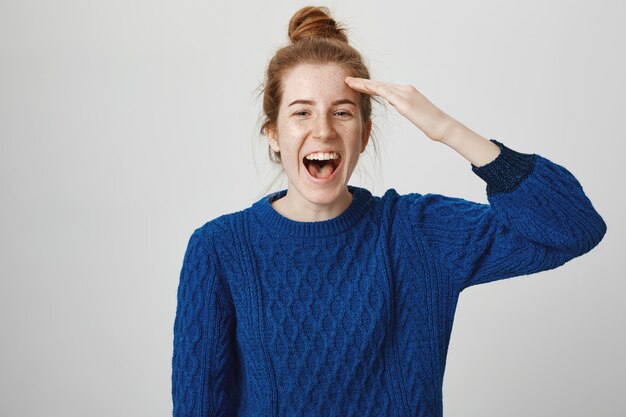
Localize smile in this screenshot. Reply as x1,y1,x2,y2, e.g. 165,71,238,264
302,154,342,181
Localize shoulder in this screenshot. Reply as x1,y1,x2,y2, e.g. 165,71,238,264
182,211,244,292
189,209,245,249
381,189,490,229
379,187,476,211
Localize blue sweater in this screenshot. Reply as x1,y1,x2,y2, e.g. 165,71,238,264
172,139,606,417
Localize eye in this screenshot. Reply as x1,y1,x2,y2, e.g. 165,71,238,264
334,111,352,117
293,111,309,117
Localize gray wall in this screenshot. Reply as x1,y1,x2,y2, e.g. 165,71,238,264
1,0,623,416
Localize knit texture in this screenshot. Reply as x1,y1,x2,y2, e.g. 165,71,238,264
172,139,606,417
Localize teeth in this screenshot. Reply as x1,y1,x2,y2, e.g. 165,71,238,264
304,152,339,161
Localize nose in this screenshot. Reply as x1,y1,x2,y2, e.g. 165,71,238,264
312,114,334,140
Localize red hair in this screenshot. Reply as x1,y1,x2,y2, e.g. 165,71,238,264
260,6,375,165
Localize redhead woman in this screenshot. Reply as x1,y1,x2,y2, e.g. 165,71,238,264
171,6,606,417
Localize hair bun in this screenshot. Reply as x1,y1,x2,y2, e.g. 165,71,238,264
288,6,348,44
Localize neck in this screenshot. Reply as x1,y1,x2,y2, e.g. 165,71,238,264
271,186,353,222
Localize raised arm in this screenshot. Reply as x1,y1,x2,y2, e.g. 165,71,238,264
346,76,607,290
400,140,606,290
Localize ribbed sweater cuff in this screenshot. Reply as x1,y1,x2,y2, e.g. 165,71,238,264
471,139,537,197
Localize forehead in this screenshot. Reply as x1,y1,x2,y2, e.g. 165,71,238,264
281,63,358,103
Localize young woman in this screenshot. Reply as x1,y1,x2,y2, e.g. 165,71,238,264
172,6,607,417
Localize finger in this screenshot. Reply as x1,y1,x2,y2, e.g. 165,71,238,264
347,77,402,106
345,77,381,96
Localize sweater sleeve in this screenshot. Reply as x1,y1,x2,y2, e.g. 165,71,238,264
402,139,607,292
172,226,239,416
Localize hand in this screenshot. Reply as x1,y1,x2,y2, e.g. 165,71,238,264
345,76,455,142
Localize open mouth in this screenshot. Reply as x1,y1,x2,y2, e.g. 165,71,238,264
302,154,341,180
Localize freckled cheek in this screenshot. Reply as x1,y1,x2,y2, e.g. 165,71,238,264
280,130,309,156
275,137,302,166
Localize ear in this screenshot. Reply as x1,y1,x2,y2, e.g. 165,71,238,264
265,126,280,153
360,119,372,153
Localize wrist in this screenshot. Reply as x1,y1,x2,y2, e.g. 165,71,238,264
427,112,460,144
436,117,464,145
436,121,501,167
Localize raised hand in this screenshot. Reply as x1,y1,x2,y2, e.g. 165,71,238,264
344,76,454,142
345,76,501,166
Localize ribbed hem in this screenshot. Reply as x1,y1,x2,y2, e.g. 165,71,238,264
251,185,373,238
471,139,537,196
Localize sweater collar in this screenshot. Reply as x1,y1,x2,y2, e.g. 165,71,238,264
251,185,373,238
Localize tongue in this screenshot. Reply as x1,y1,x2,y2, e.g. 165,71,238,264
307,161,335,179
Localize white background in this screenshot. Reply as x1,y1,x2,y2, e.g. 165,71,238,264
1,0,623,416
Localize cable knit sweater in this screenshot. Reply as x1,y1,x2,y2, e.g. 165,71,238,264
171,139,606,417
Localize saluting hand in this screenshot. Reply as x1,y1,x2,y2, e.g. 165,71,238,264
344,76,455,143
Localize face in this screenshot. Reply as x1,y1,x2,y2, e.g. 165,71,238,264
267,63,371,209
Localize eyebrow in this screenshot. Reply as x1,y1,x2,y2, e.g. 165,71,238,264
287,99,357,107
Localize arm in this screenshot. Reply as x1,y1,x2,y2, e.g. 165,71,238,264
172,226,239,416
345,77,607,289
437,117,502,167
401,139,607,290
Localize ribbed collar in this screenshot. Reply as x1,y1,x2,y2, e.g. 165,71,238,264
251,185,373,238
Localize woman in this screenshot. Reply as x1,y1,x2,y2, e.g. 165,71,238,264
172,6,606,417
